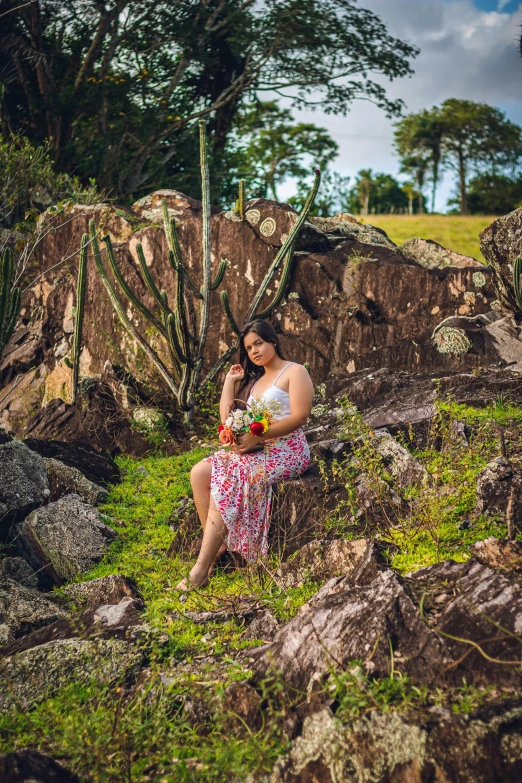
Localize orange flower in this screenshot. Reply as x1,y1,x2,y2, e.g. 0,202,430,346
219,425,236,447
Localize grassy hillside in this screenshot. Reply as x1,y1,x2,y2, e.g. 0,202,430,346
363,215,496,263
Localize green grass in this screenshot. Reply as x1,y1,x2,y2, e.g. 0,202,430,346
363,214,495,262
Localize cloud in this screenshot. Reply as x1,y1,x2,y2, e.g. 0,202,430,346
278,0,522,211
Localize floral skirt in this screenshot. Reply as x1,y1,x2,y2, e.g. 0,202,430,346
206,429,310,563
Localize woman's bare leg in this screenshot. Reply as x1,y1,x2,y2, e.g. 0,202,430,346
177,494,227,589
190,460,212,528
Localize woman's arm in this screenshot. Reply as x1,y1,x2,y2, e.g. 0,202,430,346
219,364,244,423
237,364,314,453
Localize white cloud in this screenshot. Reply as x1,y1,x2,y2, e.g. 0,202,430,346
278,0,522,212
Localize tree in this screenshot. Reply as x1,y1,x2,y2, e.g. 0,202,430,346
394,109,444,213
345,171,415,215
288,169,351,217
233,102,338,201
0,0,418,202
439,99,522,214
464,173,522,215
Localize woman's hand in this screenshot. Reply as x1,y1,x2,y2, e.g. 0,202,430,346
236,431,263,455
225,363,244,382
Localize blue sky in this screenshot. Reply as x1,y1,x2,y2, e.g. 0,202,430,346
278,0,522,212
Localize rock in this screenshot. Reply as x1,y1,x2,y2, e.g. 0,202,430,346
480,206,522,313
0,636,144,713
132,407,167,431
401,237,483,269
242,612,280,643
251,569,447,693
0,439,49,535
17,494,117,585
408,558,522,687
219,681,263,733
267,702,522,783
470,537,522,578
0,556,38,588
275,538,383,590
475,457,522,518
0,598,145,658
24,437,120,486
62,574,140,609
44,457,110,505
309,213,397,250
0,579,67,646
372,429,428,490
0,749,81,783
351,472,402,527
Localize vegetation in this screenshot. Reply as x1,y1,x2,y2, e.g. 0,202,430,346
0,247,21,362
64,234,89,403
366,214,495,261
0,0,418,203
395,100,522,215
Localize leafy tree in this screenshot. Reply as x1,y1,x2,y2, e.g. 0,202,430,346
439,99,522,214
394,109,444,213
464,173,522,215
233,102,338,201
288,169,351,216
0,0,418,202
345,170,418,215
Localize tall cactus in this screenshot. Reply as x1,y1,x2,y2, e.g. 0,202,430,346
219,169,321,339
90,120,228,424
64,233,88,403
0,248,21,362
514,257,522,315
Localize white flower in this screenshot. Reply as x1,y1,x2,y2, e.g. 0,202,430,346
225,416,233,427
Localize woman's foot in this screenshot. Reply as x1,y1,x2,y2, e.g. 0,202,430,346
207,543,228,578
175,563,209,591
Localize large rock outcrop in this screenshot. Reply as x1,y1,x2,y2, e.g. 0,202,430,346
1,192,502,436
0,438,49,535
480,206,522,314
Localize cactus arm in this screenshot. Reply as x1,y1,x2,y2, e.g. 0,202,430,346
255,240,297,319
220,290,241,336
204,341,239,385
195,118,212,363
246,169,321,322
89,221,179,397
210,259,227,291
167,312,188,365
163,206,202,299
102,234,168,340
238,179,246,220
514,257,522,313
136,242,172,317
71,233,88,403
6,287,21,341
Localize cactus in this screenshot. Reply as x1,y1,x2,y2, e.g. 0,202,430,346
220,169,321,336
0,248,21,362
90,120,231,424
514,257,522,315
236,179,246,219
64,233,88,402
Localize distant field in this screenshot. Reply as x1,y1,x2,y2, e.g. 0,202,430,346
361,215,496,263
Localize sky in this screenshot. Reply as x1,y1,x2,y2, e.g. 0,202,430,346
277,0,522,212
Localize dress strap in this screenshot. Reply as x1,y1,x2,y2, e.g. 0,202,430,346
273,362,295,386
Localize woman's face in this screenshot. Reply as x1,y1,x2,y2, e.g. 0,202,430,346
243,331,276,367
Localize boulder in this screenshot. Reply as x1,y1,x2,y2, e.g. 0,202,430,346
0,439,49,535
17,494,117,585
480,207,522,314
350,472,402,527
401,237,483,269
267,702,522,783
475,457,522,519
44,457,110,505
62,574,140,609
0,579,67,646
275,538,383,590
0,636,144,713
470,537,522,580
0,598,145,658
0,750,80,783
252,569,447,693
0,556,38,588
24,437,120,485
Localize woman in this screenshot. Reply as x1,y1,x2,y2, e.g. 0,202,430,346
177,319,314,590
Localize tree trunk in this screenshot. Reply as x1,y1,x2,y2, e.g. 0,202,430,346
458,150,467,215
431,160,439,214
408,195,413,215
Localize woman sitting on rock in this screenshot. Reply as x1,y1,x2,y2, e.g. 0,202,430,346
177,319,314,590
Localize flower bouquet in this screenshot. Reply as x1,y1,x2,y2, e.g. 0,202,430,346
218,398,282,447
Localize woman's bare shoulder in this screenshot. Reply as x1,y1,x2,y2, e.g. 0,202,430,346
288,363,313,381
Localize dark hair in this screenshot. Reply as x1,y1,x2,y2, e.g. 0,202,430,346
236,320,285,401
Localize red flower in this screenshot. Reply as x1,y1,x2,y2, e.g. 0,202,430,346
218,424,224,432
250,421,264,437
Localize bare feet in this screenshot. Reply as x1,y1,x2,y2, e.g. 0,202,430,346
175,563,209,591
